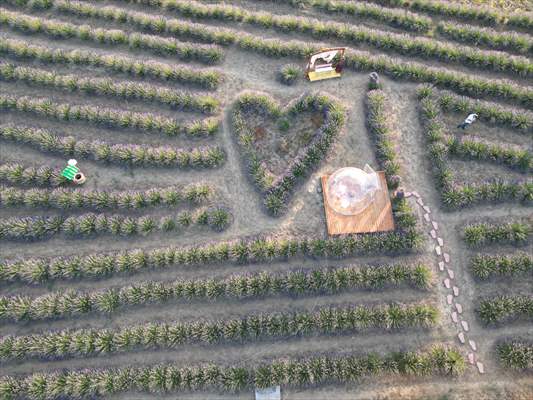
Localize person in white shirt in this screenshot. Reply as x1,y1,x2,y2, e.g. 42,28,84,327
457,113,478,130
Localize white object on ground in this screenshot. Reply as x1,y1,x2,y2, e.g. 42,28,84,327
423,205,430,213
67,159,77,166
443,278,451,289
432,221,438,230
451,312,458,323
256,386,281,400
468,353,475,365
461,320,469,332
412,191,420,198
404,191,412,197
435,246,442,256
417,197,424,206
326,165,382,215
447,294,453,305
469,340,477,351
447,269,454,279
438,261,445,271
437,237,444,246
458,332,465,343
455,303,463,314
424,213,430,222
453,286,459,297
464,113,478,124
430,229,437,239
477,362,485,374
443,253,450,263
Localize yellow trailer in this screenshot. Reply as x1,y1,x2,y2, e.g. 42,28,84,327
306,47,345,82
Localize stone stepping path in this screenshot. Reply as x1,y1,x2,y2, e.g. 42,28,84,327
405,191,484,374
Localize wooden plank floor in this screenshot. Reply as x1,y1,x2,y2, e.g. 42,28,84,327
321,172,395,235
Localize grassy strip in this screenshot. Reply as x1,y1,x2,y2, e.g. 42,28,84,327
298,0,432,32
0,208,231,241
0,184,211,210
463,220,532,247
0,264,430,322
418,88,532,208
0,125,226,168
0,37,222,89
497,341,533,370
477,295,533,325
0,302,438,362
365,88,401,188
0,346,465,398
436,91,533,133
39,0,533,78
0,62,219,114
231,92,345,215
7,4,529,107
436,22,533,55
470,252,533,280
151,0,433,33
446,137,532,172
0,8,223,64
441,182,532,207
0,94,220,137
0,222,421,284
363,0,533,31
0,162,67,187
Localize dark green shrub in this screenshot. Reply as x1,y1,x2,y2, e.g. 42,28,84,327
0,125,225,168
0,94,220,136
0,36,223,88
497,341,533,370
0,185,212,210
277,64,300,85
0,346,464,397
477,295,533,325
463,221,531,247
365,88,401,188
231,91,345,216
0,263,430,321
0,302,438,362
470,252,533,280
0,209,231,241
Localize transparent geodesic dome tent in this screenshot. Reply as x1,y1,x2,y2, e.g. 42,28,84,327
326,165,383,216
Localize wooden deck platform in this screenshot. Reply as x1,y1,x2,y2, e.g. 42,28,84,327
321,171,395,235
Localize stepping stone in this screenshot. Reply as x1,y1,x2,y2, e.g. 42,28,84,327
435,246,442,256
443,253,450,263
477,362,485,374
455,303,462,314
447,269,454,279
424,213,430,222
451,312,458,323
404,192,412,198
417,197,424,206
443,278,451,288
453,286,459,297
437,237,444,246
430,229,437,239
469,340,477,351
468,353,475,365
461,320,469,332
458,332,465,343
413,191,420,198
438,261,445,271
423,205,430,213
446,294,453,305
432,221,438,230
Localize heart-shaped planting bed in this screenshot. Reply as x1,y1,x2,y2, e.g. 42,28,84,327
231,91,345,215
